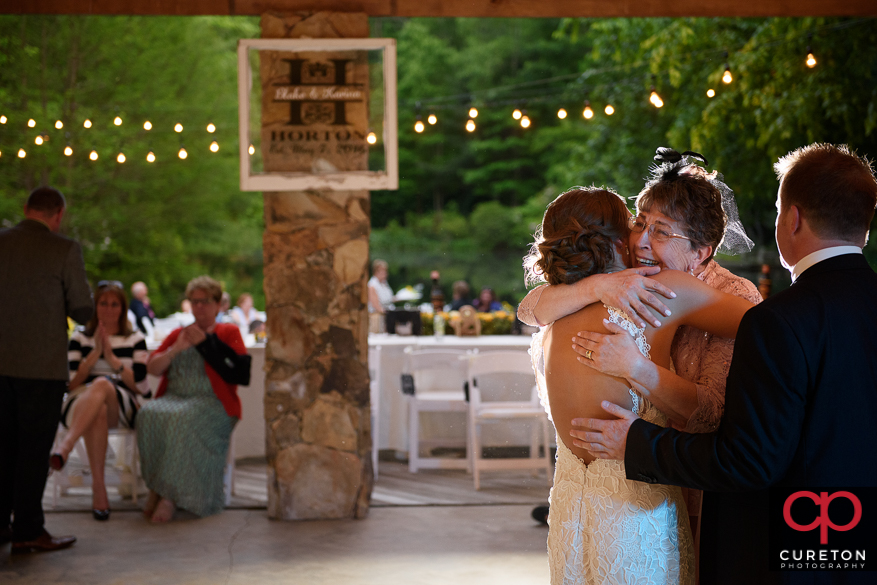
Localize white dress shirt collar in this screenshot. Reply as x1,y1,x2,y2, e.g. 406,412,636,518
791,246,863,282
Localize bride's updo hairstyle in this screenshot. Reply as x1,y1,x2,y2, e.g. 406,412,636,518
524,187,630,287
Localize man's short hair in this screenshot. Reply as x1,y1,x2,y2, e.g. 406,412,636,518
775,144,877,241
26,186,66,215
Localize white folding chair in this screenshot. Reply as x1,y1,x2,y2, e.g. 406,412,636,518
368,345,382,479
404,347,471,473
466,351,552,490
51,425,141,506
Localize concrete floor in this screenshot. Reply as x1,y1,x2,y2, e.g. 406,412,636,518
0,505,550,584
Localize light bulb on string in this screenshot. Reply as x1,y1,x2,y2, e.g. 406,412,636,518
34,135,44,145
520,109,530,128
806,45,817,68
427,112,437,125
83,119,92,129
64,145,73,156
174,123,183,133
248,144,255,156
146,150,156,163
114,116,123,126
366,131,377,145
557,108,567,119
649,86,664,108
465,118,476,133
207,123,216,133
468,107,478,119
0,115,6,124
117,152,126,163
706,88,716,98
178,146,188,160
209,140,219,153
18,148,26,158
55,120,63,129
28,119,36,128
512,108,522,120
604,104,615,116
89,150,98,161
414,115,424,133
722,66,733,84
143,121,152,130
583,101,594,120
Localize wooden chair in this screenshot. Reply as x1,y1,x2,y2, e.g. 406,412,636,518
403,347,471,473
465,351,552,490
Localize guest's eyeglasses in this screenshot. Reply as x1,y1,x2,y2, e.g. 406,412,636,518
97,280,124,289
187,297,215,306
628,216,691,243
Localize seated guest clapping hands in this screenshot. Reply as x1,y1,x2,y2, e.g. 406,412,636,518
51,281,149,521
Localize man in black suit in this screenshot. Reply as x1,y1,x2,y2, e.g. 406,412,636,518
571,143,877,584
0,187,93,553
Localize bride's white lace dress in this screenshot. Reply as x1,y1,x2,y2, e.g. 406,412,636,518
531,306,695,585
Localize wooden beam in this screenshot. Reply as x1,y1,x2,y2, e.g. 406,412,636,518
6,0,877,18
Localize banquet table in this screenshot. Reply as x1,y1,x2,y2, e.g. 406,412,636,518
368,333,541,456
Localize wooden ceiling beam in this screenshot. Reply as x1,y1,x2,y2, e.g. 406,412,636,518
6,0,877,18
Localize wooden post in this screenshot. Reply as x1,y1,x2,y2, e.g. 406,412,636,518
260,11,373,520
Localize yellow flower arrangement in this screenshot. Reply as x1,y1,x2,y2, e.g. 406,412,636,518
421,309,515,335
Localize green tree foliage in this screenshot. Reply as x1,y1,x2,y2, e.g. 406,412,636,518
0,15,263,316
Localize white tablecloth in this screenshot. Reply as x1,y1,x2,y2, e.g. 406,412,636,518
368,334,537,454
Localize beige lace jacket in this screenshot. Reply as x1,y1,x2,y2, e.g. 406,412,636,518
517,261,762,432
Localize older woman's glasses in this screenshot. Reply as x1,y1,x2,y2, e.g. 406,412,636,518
97,280,124,289
628,216,691,243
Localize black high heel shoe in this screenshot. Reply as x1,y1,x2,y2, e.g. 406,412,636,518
92,509,110,521
49,453,66,471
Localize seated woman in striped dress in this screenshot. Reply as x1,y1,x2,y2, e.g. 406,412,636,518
51,280,149,521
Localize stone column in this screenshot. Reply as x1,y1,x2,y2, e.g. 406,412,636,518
260,12,373,520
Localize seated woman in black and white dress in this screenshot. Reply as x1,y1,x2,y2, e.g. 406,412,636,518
50,281,149,521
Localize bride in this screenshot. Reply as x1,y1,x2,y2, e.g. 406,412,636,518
524,185,754,584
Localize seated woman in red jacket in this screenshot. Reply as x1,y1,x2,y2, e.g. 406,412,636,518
138,275,251,523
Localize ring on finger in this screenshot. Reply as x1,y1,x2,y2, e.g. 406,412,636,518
585,349,594,360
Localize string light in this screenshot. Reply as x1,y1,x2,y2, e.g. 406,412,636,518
248,144,255,156
520,111,531,128
64,145,73,156
557,108,567,119
114,116,123,126
89,150,98,161
806,50,817,68
0,115,6,124
209,140,219,152
143,121,152,130
18,148,26,158
146,150,156,163
27,119,36,128
512,108,522,120
604,104,615,116
583,101,594,119
465,118,476,132
178,146,188,159
117,152,126,163
649,86,664,108
414,115,424,133
722,65,733,84
34,135,44,145
468,107,478,119
55,120,63,129
174,123,183,133
207,123,216,133
427,112,437,125
83,119,92,128
366,131,377,145
706,88,716,98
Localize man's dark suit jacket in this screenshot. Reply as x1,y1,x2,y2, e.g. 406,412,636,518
129,297,154,335
0,219,93,380
626,253,877,585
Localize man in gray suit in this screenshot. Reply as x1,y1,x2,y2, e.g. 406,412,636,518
0,186,93,553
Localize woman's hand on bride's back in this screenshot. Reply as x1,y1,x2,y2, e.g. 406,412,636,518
572,320,648,380
594,268,676,329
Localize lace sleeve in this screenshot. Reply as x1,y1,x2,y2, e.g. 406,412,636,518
529,326,551,422
684,265,763,433
517,285,547,327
